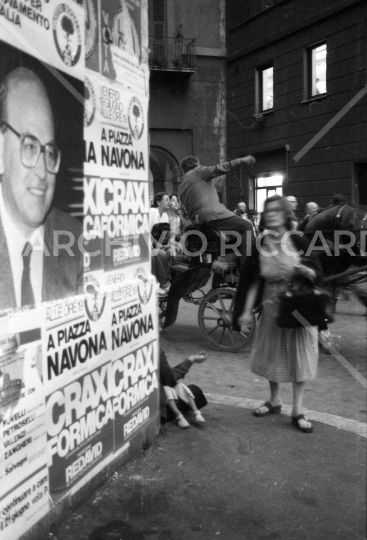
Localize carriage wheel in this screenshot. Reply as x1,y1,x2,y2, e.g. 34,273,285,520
198,288,256,352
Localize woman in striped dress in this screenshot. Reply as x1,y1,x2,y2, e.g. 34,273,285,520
234,195,323,433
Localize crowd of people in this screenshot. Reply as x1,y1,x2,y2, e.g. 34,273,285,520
149,192,189,296
149,155,325,298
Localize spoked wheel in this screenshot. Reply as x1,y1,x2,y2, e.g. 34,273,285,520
198,287,256,352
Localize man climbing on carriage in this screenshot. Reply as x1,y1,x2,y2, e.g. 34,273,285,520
178,155,256,267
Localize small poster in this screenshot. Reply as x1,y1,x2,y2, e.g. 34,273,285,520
0,315,49,540
46,359,114,505
100,0,149,94
84,73,149,179
113,340,159,452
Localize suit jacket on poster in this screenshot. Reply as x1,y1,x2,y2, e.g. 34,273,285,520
0,207,83,310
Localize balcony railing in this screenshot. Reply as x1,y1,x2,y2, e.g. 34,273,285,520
149,35,196,72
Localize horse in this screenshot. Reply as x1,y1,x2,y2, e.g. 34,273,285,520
299,203,367,307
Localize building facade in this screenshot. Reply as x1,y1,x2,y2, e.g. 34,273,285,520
226,0,367,217
148,0,227,201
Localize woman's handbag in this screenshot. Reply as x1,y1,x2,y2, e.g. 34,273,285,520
277,281,334,328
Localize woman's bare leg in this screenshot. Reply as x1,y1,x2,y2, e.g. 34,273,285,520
254,380,282,415
292,381,312,429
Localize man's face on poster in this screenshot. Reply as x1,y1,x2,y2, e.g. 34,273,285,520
0,76,57,236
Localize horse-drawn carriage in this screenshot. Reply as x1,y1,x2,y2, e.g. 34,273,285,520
159,203,367,353
158,224,257,352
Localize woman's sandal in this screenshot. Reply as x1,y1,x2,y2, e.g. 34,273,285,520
291,414,313,433
253,401,282,417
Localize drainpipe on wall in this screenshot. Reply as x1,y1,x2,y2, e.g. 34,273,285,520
285,144,290,196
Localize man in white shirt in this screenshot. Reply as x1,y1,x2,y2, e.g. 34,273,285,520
0,67,83,310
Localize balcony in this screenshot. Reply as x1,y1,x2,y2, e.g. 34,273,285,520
149,35,196,73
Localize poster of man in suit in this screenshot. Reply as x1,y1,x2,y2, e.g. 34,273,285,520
0,41,84,311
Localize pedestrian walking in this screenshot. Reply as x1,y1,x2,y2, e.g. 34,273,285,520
233,195,324,433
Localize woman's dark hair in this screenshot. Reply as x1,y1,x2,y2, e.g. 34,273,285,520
169,192,179,201
152,192,168,208
179,156,199,174
260,194,294,231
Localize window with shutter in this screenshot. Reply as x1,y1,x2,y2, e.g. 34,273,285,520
150,0,166,37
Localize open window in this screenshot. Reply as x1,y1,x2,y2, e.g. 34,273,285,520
304,42,327,99
256,64,274,113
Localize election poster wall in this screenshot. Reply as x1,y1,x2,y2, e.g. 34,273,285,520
0,272,159,536
0,1,157,539
44,274,158,506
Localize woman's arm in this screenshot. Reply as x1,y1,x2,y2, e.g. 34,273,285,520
237,280,260,326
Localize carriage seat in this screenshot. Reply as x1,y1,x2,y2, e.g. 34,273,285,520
183,224,240,257
171,253,191,275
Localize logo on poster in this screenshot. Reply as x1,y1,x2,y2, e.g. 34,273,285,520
128,97,144,140
84,0,98,59
84,275,106,322
84,77,96,127
53,4,82,67
135,267,152,305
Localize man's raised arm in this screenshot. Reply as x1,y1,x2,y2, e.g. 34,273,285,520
201,155,256,181
218,155,256,173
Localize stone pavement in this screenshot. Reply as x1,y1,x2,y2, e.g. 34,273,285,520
53,402,366,540
51,290,367,540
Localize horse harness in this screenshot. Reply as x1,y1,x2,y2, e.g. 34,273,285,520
334,205,348,230
360,212,367,231
334,204,367,231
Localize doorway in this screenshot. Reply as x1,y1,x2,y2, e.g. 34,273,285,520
355,163,367,205
254,174,284,213
149,146,181,196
